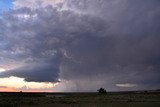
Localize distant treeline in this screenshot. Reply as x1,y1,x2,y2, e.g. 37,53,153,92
0,92,45,97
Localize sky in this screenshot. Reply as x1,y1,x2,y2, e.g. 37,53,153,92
0,0,160,92
0,0,12,12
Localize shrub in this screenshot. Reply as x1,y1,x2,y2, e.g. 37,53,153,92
97,88,107,94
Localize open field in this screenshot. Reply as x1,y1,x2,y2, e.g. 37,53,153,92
0,91,160,107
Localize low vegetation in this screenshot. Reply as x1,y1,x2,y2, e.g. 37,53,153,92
0,91,159,107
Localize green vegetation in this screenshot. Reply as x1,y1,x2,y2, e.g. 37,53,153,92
0,91,160,107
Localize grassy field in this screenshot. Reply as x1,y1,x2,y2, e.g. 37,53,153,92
0,91,160,107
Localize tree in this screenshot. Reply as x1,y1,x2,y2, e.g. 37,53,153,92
97,88,107,94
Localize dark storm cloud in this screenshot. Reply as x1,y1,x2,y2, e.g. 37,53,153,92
0,0,160,91
0,4,108,83
58,0,160,91
1,63,59,82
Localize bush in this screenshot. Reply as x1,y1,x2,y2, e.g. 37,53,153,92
97,88,107,94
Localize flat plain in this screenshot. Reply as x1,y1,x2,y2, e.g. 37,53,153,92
0,91,160,107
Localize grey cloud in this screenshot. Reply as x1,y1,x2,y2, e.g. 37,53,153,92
0,86,8,88
0,63,59,82
60,0,160,91
0,0,160,91
0,5,108,83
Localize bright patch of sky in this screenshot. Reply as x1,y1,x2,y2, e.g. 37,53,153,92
0,0,13,12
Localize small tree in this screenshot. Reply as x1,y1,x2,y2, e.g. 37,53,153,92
97,88,107,94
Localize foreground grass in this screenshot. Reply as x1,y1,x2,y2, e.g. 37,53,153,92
0,91,160,107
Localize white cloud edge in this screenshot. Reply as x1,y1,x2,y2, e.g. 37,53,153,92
116,83,138,88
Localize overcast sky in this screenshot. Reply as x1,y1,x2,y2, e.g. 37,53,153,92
0,0,160,92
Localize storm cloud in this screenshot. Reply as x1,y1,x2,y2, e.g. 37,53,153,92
0,0,160,91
